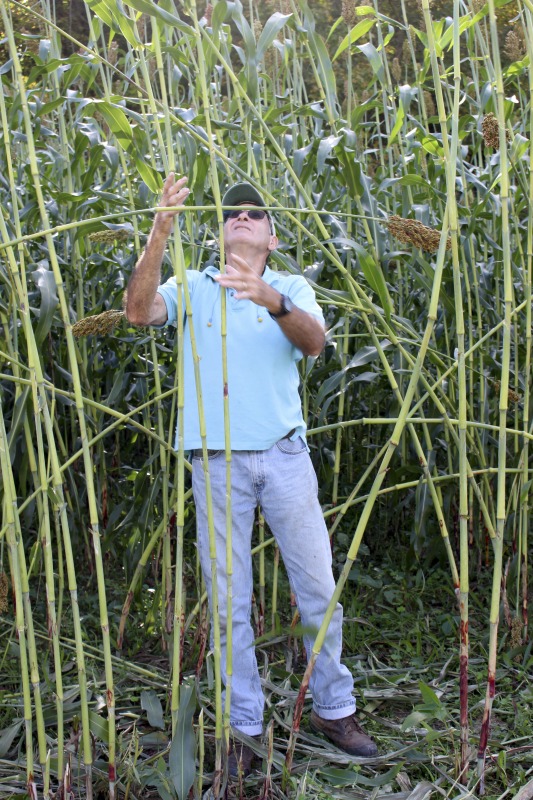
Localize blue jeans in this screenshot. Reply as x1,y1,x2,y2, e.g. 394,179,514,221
192,436,356,735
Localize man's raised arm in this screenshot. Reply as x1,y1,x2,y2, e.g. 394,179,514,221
125,173,189,327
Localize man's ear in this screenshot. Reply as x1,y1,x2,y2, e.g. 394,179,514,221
268,235,279,252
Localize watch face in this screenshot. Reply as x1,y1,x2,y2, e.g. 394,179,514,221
283,296,294,314
269,294,294,319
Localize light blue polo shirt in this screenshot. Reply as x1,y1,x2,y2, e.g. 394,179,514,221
157,264,324,450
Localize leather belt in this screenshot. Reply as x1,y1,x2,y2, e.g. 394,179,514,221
193,429,296,458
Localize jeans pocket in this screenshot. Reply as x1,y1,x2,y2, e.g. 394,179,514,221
275,436,307,455
192,449,224,460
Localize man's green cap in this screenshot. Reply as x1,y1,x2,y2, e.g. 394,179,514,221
221,182,276,234
221,182,266,208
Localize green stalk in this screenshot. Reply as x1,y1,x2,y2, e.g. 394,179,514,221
420,0,471,777
477,0,515,787
518,0,532,643
0,404,37,799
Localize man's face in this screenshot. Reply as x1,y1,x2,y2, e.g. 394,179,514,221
223,202,276,254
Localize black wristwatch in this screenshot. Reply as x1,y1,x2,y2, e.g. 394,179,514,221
269,294,294,319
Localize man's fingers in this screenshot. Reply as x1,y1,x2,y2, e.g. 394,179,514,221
160,174,190,212
162,174,188,199
230,253,252,272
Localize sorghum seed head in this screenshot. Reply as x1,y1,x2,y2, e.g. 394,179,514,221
342,0,357,27
391,57,401,83
387,215,451,253
108,40,119,66
492,380,520,404
72,310,125,337
89,229,131,244
504,30,525,62
482,113,502,148
423,90,436,117
510,616,522,648
137,14,150,39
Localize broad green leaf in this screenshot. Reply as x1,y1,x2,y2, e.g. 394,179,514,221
419,134,444,157
396,175,432,187
7,387,31,454
31,262,58,346
348,342,391,369
511,133,529,161
169,680,196,800
418,681,442,708
401,710,428,732
84,0,140,47
355,245,393,320
0,720,24,757
333,18,376,61
134,154,163,193
335,146,364,199
387,104,404,147
414,452,435,544
257,13,292,62
357,41,385,85
520,480,532,504
37,96,66,116
89,101,133,150
89,710,109,743
122,0,191,31
306,29,338,120
228,0,258,100
321,764,402,788
141,689,165,730
317,135,340,174
212,0,228,33
326,15,344,42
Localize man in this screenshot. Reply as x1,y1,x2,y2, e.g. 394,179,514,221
125,173,378,775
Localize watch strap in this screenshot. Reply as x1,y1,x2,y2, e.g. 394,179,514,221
269,294,293,319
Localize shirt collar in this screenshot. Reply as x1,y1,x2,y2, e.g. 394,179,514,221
204,262,275,281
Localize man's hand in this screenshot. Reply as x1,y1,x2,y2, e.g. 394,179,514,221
214,254,325,357
214,253,283,310
155,173,190,235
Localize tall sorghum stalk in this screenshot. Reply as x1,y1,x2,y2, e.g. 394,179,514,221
477,0,514,787
520,0,533,643
0,404,37,800
420,0,471,778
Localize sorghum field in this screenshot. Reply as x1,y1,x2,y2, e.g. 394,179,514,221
0,0,532,798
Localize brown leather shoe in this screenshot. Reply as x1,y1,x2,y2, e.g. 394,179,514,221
228,734,261,778
310,711,378,757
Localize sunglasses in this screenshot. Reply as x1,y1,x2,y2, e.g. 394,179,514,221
223,209,268,222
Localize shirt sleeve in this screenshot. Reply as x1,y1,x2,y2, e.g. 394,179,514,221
156,271,200,328
285,276,325,324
